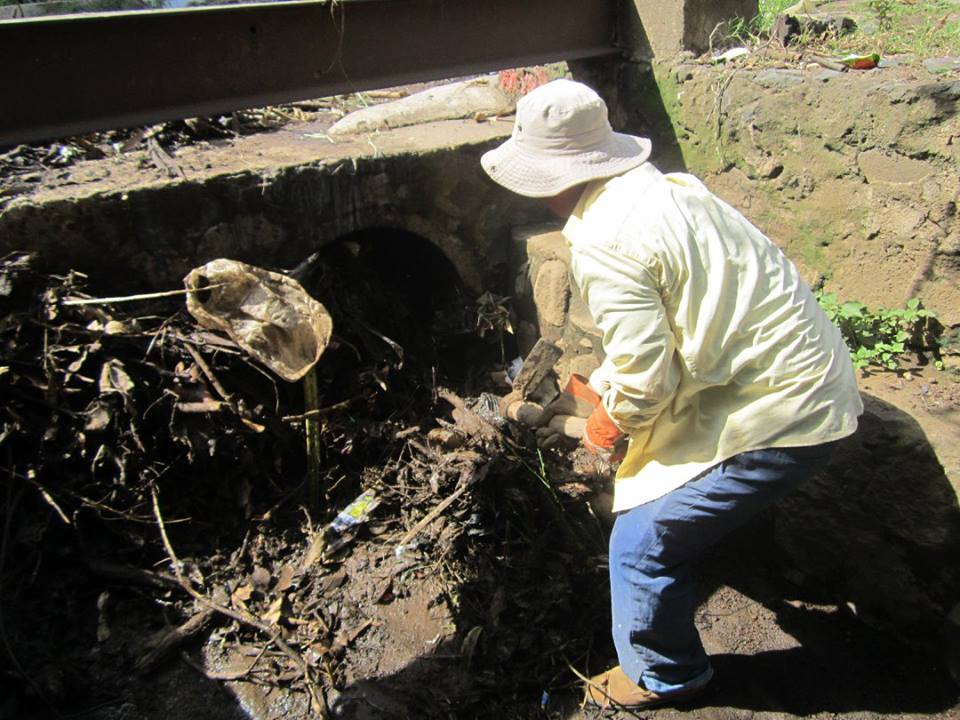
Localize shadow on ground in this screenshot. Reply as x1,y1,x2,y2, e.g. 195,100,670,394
331,392,960,719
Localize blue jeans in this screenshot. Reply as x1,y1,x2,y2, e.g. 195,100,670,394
609,443,837,694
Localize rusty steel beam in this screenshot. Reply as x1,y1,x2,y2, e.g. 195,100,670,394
0,0,617,146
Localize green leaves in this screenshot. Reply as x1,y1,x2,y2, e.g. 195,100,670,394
817,291,941,372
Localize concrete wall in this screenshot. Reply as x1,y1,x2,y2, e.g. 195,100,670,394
0,124,549,296
618,0,758,58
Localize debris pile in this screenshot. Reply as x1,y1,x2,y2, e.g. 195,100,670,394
0,251,611,719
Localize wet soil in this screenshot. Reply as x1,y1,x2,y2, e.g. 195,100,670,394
35,493,958,720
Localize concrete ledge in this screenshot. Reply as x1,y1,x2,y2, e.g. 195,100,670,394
0,119,549,295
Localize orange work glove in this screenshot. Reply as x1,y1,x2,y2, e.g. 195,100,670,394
584,403,625,457
568,374,625,460
537,374,626,458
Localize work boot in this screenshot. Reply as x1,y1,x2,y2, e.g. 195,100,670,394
584,665,706,709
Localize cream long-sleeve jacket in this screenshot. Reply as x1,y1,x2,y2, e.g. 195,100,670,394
562,162,863,512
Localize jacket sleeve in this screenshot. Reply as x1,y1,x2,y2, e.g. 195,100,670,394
572,243,681,435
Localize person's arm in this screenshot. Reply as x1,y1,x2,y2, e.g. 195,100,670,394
572,243,681,450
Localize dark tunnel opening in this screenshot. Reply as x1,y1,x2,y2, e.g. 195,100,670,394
296,227,511,392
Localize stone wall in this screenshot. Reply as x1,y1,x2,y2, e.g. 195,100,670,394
509,225,604,387
635,61,960,326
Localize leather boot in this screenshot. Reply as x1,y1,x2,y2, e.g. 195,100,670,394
584,665,706,709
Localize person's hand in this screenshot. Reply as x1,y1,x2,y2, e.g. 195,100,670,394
534,374,598,448
535,414,587,449
584,433,627,464
538,391,596,426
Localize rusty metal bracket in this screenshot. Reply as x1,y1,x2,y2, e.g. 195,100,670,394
0,0,617,146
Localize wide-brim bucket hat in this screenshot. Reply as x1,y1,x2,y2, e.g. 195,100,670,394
482,79,652,198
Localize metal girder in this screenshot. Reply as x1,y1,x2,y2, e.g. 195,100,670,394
0,0,617,146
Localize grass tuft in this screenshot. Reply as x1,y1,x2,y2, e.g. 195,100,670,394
741,0,960,59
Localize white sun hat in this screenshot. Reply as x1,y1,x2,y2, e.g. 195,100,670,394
481,79,652,198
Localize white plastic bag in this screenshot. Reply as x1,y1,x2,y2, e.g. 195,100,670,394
184,259,332,382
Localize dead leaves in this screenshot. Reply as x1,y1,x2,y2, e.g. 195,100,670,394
230,563,300,628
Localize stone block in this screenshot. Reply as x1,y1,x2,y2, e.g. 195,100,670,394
620,0,759,58
754,69,805,90
560,353,602,388
510,223,564,250
510,225,565,313
924,57,960,76
533,259,571,329
199,215,286,258
858,150,935,186
526,229,571,265
539,323,563,342
774,394,960,631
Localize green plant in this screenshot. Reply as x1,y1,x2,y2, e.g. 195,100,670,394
819,0,960,58
723,0,798,40
726,15,762,44
757,0,798,32
868,0,896,31
817,292,942,371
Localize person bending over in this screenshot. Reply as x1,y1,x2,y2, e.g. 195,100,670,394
481,79,863,709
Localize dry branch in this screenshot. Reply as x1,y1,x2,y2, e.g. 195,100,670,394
136,607,216,672
395,462,488,553
88,559,181,590
61,285,226,306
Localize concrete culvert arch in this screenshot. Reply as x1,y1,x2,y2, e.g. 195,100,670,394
296,227,506,386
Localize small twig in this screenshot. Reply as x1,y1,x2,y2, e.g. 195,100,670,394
183,343,233,404
146,136,186,179
0,467,72,525
136,608,216,672
358,320,403,367
176,400,226,414
303,368,323,511
281,396,360,422
395,463,487,552
712,68,739,142
566,661,646,720
707,19,725,56
35,480,71,525
145,311,181,358
61,284,226,306
406,439,437,460
3,467,163,524
87,559,181,590
201,644,270,681
183,344,265,433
